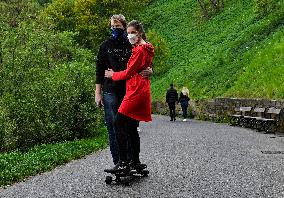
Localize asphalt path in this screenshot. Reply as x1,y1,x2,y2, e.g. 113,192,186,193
1,115,284,197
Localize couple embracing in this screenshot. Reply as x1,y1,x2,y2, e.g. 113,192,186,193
95,14,154,173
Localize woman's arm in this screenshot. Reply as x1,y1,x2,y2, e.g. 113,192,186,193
105,47,144,81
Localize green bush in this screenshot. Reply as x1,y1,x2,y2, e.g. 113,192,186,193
254,0,282,17
0,2,104,152
147,29,170,77
41,0,151,49
0,44,103,151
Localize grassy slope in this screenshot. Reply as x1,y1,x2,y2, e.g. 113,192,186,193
140,0,284,100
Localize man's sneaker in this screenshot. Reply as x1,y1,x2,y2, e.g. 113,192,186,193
104,160,130,174
183,119,187,122
137,127,141,132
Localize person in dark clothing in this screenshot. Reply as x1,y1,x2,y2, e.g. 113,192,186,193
179,87,190,121
95,14,152,165
166,83,178,121
104,20,154,173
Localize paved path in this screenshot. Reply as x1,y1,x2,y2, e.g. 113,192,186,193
1,115,284,197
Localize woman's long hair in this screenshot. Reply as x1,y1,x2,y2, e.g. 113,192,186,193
181,87,189,96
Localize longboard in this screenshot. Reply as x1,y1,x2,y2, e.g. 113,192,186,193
105,169,149,186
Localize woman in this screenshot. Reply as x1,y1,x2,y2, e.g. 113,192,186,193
179,87,190,121
104,20,154,173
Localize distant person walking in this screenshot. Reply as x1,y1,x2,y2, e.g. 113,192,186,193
179,87,190,121
166,83,178,121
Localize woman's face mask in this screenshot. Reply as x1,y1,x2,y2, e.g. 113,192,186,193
127,33,139,45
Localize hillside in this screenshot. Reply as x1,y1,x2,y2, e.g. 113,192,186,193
139,0,284,101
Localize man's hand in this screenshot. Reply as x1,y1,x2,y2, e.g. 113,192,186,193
105,69,114,78
95,92,103,107
95,84,103,107
140,67,153,78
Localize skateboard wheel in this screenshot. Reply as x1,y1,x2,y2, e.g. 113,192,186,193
105,176,112,184
115,176,121,182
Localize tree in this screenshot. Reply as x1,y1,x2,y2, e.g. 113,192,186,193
41,0,151,49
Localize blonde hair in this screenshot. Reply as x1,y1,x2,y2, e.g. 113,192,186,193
110,14,127,29
181,87,189,96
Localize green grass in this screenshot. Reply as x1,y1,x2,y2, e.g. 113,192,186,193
0,128,108,187
226,28,284,98
139,0,284,100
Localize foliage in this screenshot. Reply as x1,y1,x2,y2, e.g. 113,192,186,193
0,128,108,187
0,1,104,152
146,29,170,77
140,0,284,101
226,28,284,98
254,0,283,17
41,0,151,49
37,0,52,6
197,0,224,18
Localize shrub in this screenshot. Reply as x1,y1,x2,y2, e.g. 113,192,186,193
41,0,151,49
0,1,104,151
146,29,170,77
254,0,283,18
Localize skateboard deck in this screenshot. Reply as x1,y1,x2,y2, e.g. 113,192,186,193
105,168,149,186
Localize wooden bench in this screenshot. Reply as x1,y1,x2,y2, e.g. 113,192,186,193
262,107,283,133
231,106,252,126
231,106,284,134
231,107,241,125
248,107,266,131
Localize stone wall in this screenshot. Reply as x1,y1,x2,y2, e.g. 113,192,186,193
151,101,196,117
152,98,284,132
201,98,284,117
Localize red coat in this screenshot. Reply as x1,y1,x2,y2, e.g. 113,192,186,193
112,43,154,122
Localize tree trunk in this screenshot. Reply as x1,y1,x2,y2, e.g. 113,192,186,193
210,0,218,11
197,0,209,17
220,0,224,9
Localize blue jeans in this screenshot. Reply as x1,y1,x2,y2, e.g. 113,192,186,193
103,92,120,165
180,101,188,119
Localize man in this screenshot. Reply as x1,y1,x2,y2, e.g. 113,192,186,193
95,14,152,165
166,83,178,121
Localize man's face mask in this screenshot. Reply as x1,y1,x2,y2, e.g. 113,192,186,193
111,28,125,39
127,33,139,45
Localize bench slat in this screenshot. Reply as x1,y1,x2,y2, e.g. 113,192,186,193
240,107,252,112
253,108,265,113
267,108,281,114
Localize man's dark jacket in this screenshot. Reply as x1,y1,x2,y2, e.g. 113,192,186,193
96,36,132,96
166,88,178,104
